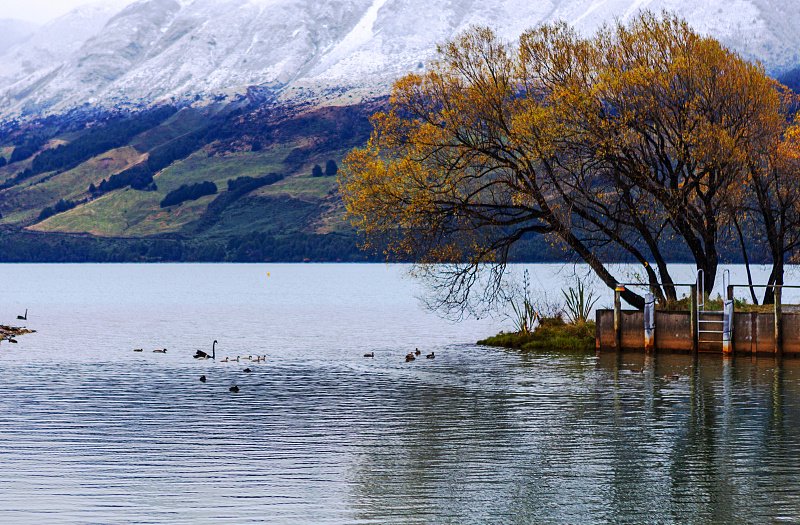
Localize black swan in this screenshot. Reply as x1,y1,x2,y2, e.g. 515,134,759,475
243,368,252,373
200,375,207,383
194,340,217,360
364,352,374,358
16,309,27,321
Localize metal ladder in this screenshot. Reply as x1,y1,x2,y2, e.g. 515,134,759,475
696,269,729,348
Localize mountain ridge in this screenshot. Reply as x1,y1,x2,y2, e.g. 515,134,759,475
1,0,799,119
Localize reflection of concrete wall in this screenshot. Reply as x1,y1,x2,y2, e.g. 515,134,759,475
597,309,800,356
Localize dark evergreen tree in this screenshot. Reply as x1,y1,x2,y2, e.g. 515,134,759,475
325,159,338,177
311,164,323,177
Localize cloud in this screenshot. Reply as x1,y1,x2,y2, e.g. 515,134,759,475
0,0,133,23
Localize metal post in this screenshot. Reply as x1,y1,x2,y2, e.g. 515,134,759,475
614,285,623,351
690,284,698,354
644,293,655,352
775,286,783,357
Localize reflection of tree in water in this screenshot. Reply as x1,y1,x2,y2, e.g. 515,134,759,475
346,352,800,523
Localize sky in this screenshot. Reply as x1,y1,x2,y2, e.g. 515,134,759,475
0,0,134,24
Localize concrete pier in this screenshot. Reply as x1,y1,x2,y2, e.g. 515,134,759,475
596,309,800,356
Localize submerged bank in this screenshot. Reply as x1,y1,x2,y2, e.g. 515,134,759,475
0,325,34,343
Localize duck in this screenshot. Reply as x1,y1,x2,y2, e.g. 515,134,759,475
199,375,207,383
414,348,421,356
243,368,252,373
426,352,435,359
364,352,374,358
229,385,240,393
405,353,415,362
153,348,167,353
194,340,217,360
133,348,143,352
16,309,27,321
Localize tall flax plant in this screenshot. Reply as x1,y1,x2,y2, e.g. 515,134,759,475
509,270,538,334
562,280,599,324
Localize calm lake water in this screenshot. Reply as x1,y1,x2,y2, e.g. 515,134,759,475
1,263,800,524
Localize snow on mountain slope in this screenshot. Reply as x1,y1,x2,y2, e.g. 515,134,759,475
0,0,798,118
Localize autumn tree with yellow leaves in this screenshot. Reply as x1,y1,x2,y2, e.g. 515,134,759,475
340,12,800,312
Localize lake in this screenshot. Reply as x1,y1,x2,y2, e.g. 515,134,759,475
1,263,800,524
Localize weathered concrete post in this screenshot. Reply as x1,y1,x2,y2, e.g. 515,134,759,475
722,298,734,355
690,284,698,354
614,285,624,351
644,293,655,352
775,286,783,356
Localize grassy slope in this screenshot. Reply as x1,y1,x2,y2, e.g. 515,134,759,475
0,101,372,255
3,146,144,226
36,144,303,237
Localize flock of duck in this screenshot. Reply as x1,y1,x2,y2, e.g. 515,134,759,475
364,347,435,362
133,340,265,392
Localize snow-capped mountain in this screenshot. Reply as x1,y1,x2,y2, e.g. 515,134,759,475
1,0,799,118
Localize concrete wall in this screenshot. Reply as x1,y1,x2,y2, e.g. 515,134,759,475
597,309,800,356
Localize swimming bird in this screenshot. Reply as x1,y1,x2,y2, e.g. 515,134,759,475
199,375,207,383
364,352,374,358
153,348,167,353
243,368,252,373
194,340,217,360
229,385,240,393
133,348,143,352
426,352,435,359
9,339,18,344
405,353,415,362
414,348,421,356
16,309,27,321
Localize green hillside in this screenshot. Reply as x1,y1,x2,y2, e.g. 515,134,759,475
0,100,382,262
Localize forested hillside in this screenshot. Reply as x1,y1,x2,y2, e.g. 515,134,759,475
0,99,388,262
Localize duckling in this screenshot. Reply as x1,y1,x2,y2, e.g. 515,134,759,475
243,368,252,373
199,375,207,383
364,352,374,358
133,348,143,352
221,357,229,363
426,352,435,359
153,348,167,354
229,385,240,393
414,348,421,356
405,353,415,362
